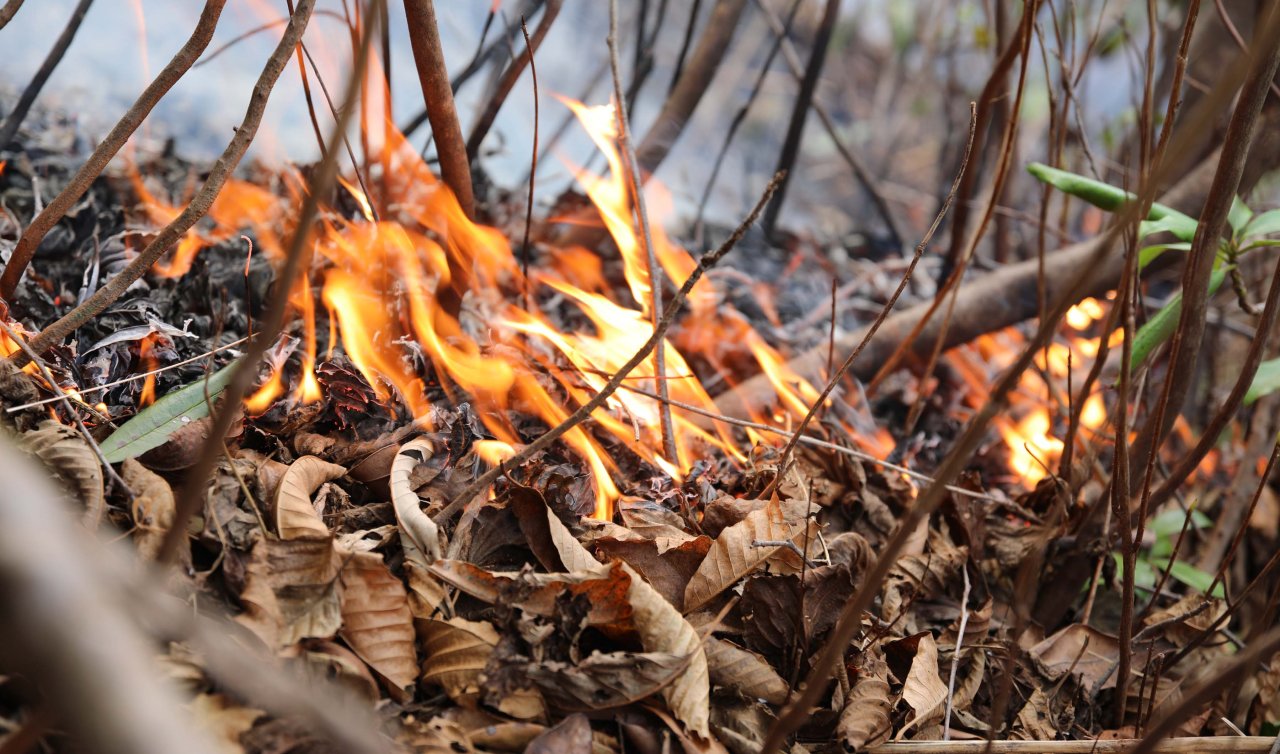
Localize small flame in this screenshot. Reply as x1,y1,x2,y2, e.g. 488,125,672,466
138,335,159,406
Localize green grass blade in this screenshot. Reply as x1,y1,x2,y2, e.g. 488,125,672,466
100,360,241,463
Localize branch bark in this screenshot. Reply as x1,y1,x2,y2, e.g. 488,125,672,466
0,0,228,302
0,0,94,148
0,0,24,31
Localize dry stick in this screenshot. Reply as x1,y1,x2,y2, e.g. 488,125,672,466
0,0,25,31
761,0,839,239
0,434,223,754
1208,439,1280,597
189,11,348,70
11,0,316,365
285,0,328,157
608,0,677,467
442,173,783,524
1215,0,1280,100
519,17,539,311
296,42,378,220
464,0,561,162
634,0,745,177
403,0,474,219
668,0,703,93
0,0,93,149
0,0,227,302
768,104,977,488
157,0,377,565
866,738,1280,754
1144,255,1280,511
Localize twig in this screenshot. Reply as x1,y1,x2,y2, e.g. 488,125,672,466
0,0,24,31
943,564,972,740
761,0,838,238
608,0,677,467
0,0,94,149
285,0,327,158
634,0,745,177
519,16,539,311
441,172,783,523
465,0,561,162
867,738,1280,753
403,0,475,218
0,0,227,301
1208,439,1280,597
296,41,378,221
12,0,317,364
668,0,703,93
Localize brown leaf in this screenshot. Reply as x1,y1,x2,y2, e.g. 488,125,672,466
274,455,345,540
428,559,633,627
881,530,966,623
300,640,381,701
594,535,711,609
396,717,479,753
122,458,176,561
1030,623,1121,690
338,548,417,698
710,698,774,754
838,652,893,751
391,437,443,563
897,632,948,739
420,617,499,705
1010,687,1057,740
526,714,593,754
23,420,104,525
237,536,344,648
526,651,688,711
189,693,262,754
704,637,788,705
685,496,806,612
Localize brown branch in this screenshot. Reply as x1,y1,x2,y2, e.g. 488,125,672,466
608,0,677,466
442,172,784,523
0,0,94,148
633,0,745,177
519,16,539,309
0,0,228,302
158,0,378,564
866,738,1280,753
0,432,223,754
0,0,24,31
760,0,839,238
403,0,474,219
10,0,315,365
464,0,562,162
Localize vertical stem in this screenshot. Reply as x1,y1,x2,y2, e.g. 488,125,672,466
0,0,94,148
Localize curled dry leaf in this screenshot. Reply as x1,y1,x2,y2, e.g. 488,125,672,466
684,496,807,612
704,637,789,705
881,531,966,623
391,437,443,563
525,651,688,711
525,713,593,754
189,693,263,754
274,455,346,540
237,536,344,648
543,503,711,737
122,458,175,561
338,548,418,699
23,420,104,525
427,559,633,628
897,632,948,739
837,651,893,752
420,617,499,705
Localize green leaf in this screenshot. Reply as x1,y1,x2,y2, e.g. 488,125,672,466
1138,242,1192,269
1027,163,1198,231
1149,507,1211,539
100,361,241,464
1130,267,1228,369
1228,197,1254,236
1245,357,1280,405
1152,558,1225,598
1139,215,1198,244
1243,208,1280,240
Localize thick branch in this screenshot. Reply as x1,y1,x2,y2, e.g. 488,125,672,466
0,0,24,30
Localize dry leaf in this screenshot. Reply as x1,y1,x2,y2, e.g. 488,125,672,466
897,633,948,739
685,496,806,612
392,437,443,563
1030,623,1121,690
1010,687,1057,740
23,420,104,525
396,717,479,753
237,536,344,648
274,455,345,539
525,714,593,754
338,548,417,698
122,458,175,560
189,693,263,754
428,559,633,628
420,617,499,705
704,637,789,705
301,640,381,700
838,652,893,751
525,651,688,711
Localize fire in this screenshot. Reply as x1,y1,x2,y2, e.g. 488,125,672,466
137,335,159,406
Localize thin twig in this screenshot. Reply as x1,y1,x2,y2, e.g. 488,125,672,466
867,738,1280,753
519,16,539,311
0,0,25,31
608,0,677,467
0,0,94,149
0,0,227,302
12,0,317,364
441,173,784,523
943,564,972,740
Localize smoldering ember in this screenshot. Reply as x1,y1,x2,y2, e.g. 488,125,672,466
1,1,1280,752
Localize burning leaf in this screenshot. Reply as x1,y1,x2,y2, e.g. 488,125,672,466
525,714,593,754
338,548,417,698
391,437,443,563
525,651,689,711
684,496,807,612
274,455,345,540
237,536,344,648
837,652,893,751
704,637,788,705
896,632,948,738
420,617,499,705
122,458,175,561
23,420,104,525
188,693,262,754
99,360,238,463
